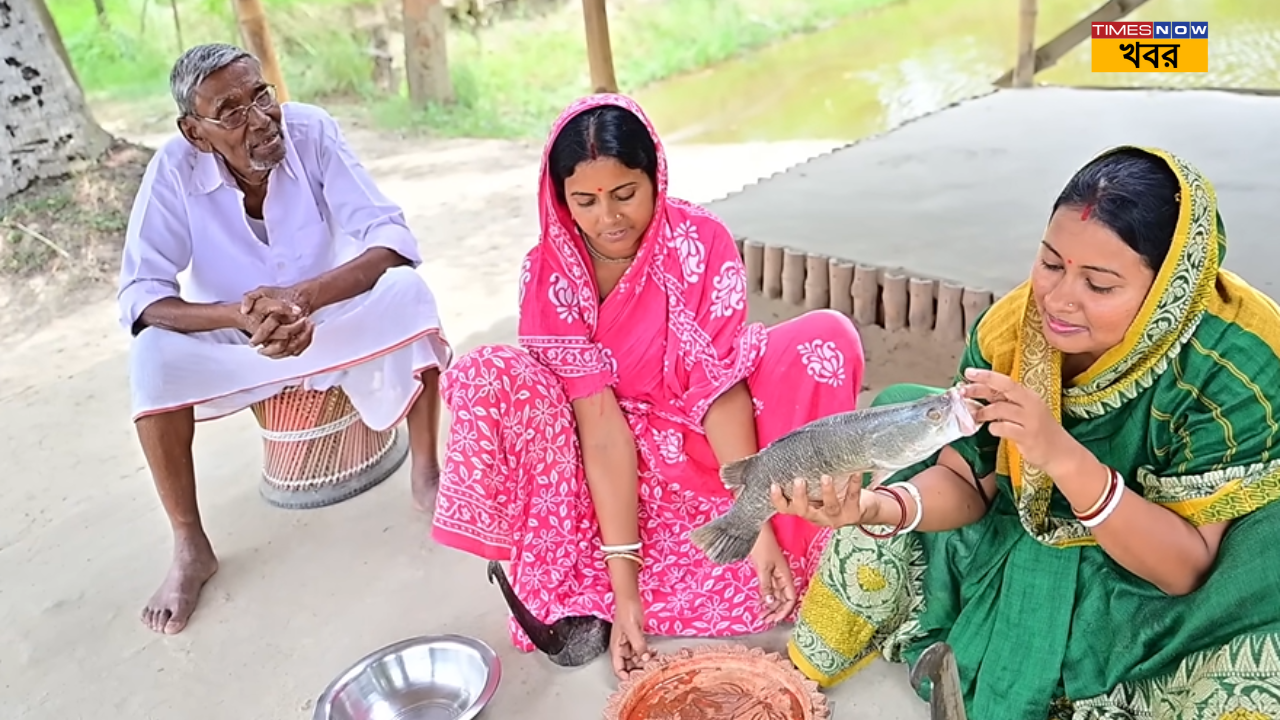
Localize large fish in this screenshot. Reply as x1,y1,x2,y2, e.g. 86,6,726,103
486,560,611,667
689,386,980,565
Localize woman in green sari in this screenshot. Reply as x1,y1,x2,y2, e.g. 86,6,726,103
776,146,1280,720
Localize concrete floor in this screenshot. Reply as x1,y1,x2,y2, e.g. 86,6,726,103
707,87,1280,297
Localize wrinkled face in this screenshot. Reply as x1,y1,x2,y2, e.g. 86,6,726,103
562,156,656,256
178,58,285,177
1030,207,1157,364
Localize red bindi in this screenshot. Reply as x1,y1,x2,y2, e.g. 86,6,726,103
1066,259,1073,265
596,187,603,193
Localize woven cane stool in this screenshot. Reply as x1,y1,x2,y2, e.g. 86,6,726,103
250,386,409,509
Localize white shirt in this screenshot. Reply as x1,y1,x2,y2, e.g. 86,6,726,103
116,102,423,332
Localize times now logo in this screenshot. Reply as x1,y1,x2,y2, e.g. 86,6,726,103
1091,22,1209,38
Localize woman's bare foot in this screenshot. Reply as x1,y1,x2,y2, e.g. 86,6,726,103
411,461,441,514
142,532,219,635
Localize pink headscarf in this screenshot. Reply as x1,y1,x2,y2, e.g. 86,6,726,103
517,94,766,423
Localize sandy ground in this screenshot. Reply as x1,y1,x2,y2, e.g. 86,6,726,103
0,127,958,719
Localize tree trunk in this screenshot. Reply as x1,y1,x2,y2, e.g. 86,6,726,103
30,0,81,91
403,0,454,106
168,0,183,51
92,0,109,29
1,0,113,202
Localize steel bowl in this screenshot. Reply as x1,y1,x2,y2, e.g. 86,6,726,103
313,634,501,720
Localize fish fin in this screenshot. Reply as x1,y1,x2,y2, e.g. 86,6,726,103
485,560,565,655
689,513,762,565
719,457,752,489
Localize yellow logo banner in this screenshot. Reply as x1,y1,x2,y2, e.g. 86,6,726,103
1091,38,1208,73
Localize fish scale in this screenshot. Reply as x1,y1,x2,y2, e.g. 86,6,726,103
690,387,980,565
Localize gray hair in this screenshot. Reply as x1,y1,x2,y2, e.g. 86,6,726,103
169,43,257,117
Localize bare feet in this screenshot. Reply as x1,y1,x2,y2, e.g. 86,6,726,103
142,533,219,635
411,461,441,514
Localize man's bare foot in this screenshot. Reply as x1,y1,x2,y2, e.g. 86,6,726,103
142,533,219,635
411,461,441,514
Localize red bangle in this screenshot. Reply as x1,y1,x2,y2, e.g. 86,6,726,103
857,486,908,539
1074,468,1120,523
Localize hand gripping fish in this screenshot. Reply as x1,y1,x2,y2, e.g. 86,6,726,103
689,386,981,565
486,561,611,666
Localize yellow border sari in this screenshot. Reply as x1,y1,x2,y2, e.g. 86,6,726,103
790,147,1280,720
998,147,1219,547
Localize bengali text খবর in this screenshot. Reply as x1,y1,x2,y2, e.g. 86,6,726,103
1118,41,1180,70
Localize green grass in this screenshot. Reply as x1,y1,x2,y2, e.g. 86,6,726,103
49,0,897,139
52,0,382,102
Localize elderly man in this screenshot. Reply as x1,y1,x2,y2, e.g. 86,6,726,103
118,43,450,635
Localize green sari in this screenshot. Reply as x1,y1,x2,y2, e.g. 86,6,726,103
789,147,1280,720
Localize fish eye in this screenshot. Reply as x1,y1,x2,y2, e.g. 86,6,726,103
926,409,943,422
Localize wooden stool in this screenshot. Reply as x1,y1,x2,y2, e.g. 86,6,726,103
250,386,409,509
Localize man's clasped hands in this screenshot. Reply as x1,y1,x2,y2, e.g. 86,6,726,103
238,283,318,358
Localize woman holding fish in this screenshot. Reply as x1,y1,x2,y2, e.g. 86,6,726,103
430,94,866,678
780,147,1280,719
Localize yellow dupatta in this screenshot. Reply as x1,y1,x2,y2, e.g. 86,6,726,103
978,147,1222,548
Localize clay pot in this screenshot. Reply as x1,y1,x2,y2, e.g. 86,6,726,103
602,644,831,720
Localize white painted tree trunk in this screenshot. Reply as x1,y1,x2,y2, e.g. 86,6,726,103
1,0,113,202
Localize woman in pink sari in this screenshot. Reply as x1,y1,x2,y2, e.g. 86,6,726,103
432,94,865,677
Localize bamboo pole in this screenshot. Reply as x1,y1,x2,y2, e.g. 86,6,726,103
744,241,764,294
804,254,830,310
762,245,784,299
852,264,879,326
883,272,909,332
781,250,806,305
994,0,1153,87
581,0,618,93
1013,0,1039,88
908,277,936,334
962,288,995,335
828,260,854,316
231,0,289,101
935,281,966,341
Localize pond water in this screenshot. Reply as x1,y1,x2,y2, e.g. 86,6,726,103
636,0,1280,143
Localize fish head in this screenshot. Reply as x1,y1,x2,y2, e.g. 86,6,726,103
897,387,982,455
944,385,982,438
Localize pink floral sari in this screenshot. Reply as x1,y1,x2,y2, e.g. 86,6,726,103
432,94,866,650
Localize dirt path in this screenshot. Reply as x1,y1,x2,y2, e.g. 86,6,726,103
0,123,949,719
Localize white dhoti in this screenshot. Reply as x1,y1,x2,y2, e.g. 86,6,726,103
129,266,451,430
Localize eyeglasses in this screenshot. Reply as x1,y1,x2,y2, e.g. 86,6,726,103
192,85,278,130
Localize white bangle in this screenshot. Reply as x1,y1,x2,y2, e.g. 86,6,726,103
1079,472,1125,528
897,482,924,534
601,542,642,553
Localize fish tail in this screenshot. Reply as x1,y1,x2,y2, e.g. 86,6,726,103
486,560,565,655
719,457,752,489
689,511,763,565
